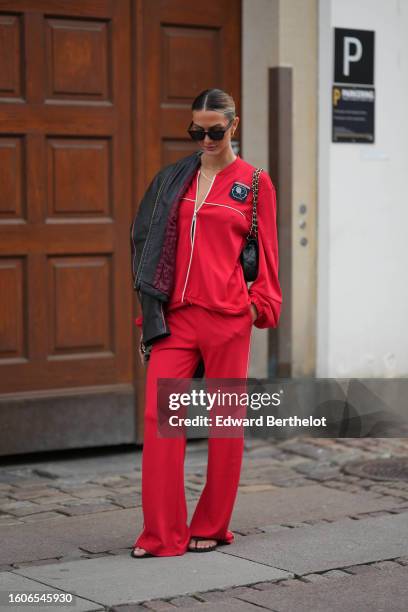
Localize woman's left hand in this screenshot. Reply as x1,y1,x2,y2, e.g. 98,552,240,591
250,303,258,323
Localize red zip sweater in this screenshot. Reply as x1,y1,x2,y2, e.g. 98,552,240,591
134,154,282,331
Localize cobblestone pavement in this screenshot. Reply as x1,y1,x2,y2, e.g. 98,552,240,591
1,437,408,610
108,560,408,611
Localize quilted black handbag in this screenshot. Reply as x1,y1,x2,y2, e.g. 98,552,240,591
240,167,263,282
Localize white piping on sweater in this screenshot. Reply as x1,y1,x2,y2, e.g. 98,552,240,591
203,201,246,217
181,171,216,303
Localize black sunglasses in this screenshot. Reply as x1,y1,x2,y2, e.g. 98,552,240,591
187,118,234,141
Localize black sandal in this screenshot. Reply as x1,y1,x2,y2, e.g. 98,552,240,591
130,547,155,559
188,537,218,553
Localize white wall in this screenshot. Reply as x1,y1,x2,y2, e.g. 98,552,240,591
317,0,408,377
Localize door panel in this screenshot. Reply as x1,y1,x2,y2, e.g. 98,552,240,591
135,0,241,185
0,0,132,394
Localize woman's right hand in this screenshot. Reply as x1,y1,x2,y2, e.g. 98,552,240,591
138,336,145,366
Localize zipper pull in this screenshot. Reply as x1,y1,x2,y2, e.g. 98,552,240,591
190,211,197,243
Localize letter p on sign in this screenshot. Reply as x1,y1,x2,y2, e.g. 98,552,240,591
334,28,374,86
343,37,363,76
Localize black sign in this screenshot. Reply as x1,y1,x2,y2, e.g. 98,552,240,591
332,85,375,143
334,28,374,85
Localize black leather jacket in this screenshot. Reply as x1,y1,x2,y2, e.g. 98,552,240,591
130,150,204,365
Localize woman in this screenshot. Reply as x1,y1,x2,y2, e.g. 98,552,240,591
130,88,282,557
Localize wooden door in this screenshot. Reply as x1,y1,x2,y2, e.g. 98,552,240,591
0,0,132,454
0,0,241,455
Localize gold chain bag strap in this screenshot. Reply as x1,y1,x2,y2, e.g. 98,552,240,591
240,167,263,282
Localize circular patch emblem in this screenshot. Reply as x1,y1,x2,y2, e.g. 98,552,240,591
230,182,250,202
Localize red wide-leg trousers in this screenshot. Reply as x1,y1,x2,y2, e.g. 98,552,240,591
133,303,253,556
